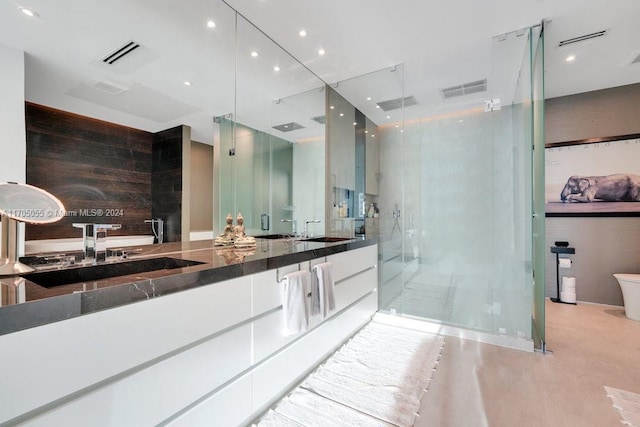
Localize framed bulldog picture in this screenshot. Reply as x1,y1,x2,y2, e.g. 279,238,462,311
545,134,640,217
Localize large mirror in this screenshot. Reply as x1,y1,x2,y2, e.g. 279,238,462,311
0,0,326,250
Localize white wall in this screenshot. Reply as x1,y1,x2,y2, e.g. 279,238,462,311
0,44,26,182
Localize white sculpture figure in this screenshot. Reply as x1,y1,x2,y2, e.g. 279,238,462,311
234,212,256,249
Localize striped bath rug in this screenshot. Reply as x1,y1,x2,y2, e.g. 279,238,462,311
257,320,444,426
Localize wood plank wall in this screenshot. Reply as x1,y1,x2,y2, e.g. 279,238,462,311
152,126,185,243
25,102,153,240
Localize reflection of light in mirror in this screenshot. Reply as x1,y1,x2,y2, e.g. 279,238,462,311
206,20,216,28
299,30,307,37
365,130,369,133
19,7,39,18
251,51,259,57
371,134,375,138
566,55,576,62
353,122,357,126
375,105,380,109
318,48,326,56
329,105,334,109
184,81,192,86
273,65,280,72
386,115,390,119
366,97,371,101
339,113,344,117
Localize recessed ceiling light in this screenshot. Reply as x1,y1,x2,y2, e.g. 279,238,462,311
299,30,307,37
386,115,390,119
339,113,344,117
206,20,216,28
458,119,464,123
371,134,375,138
318,48,326,56
19,7,39,18
400,129,404,133
184,81,192,86
366,97,371,101
353,122,357,126
251,51,259,58
329,105,334,109
273,65,280,72
395,125,400,128
375,105,380,109
365,130,369,134
284,125,289,128
566,55,576,62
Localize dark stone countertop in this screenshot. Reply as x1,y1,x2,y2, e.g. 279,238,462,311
0,237,376,336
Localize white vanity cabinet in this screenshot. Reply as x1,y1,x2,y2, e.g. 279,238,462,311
0,244,378,426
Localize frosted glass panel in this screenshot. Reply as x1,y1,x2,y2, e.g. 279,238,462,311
355,29,538,342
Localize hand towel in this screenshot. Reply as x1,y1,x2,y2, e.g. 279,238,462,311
281,270,310,336
311,262,336,318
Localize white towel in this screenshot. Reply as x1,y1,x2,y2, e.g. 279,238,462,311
311,262,336,318
281,270,310,336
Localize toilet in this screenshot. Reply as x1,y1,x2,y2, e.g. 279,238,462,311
613,274,640,321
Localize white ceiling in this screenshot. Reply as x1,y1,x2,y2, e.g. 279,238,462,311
2,0,639,144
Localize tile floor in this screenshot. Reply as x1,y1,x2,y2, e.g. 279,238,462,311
415,299,640,426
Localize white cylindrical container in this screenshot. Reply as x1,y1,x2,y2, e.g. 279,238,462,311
561,276,576,303
562,276,576,292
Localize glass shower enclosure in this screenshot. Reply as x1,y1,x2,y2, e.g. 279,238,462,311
331,26,545,348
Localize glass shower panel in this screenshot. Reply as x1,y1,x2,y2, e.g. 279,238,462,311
531,24,546,349
367,30,537,342
328,66,404,299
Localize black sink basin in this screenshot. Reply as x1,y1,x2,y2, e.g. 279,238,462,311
22,257,205,288
299,237,353,243
254,234,292,240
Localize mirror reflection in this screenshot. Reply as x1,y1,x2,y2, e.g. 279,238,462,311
0,0,327,251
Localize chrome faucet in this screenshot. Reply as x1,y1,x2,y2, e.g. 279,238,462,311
145,218,164,243
303,219,321,238
281,219,297,236
73,223,122,264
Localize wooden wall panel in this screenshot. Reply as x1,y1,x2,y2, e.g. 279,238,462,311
152,126,184,243
25,103,153,240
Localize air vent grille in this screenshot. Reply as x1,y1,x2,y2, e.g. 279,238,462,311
102,41,141,65
311,115,325,124
273,122,305,133
376,96,418,112
440,79,487,99
558,30,607,47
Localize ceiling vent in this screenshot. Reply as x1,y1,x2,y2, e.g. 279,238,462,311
376,96,418,112
273,122,305,132
311,115,325,124
440,79,487,99
557,30,608,47
102,40,141,65
93,81,129,95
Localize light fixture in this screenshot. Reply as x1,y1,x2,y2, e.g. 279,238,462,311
566,55,576,62
329,105,334,109
353,122,357,126
365,130,369,134
366,97,371,101
458,119,464,123
206,20,216,28
19,7,39,17
251,51,259,58
339,113,344,117
386,115,390,119
299,29,307,37
318,48,326,56
371,134,375,138
273,65,280,72
375,105,380,109
395,125,400,128
184,81,192,86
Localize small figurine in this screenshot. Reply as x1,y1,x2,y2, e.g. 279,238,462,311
214,213,235,246
234,212,256,249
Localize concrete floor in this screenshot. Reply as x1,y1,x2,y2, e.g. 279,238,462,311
415,299,640,426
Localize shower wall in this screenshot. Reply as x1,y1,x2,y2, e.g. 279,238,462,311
375,28,539,342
